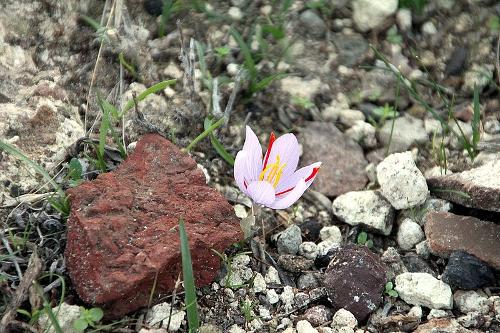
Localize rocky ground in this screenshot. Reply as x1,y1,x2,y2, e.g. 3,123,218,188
0,0,499,332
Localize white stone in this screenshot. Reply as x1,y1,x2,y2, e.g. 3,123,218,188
317,239,341,256
226,63,240,77
332,308,357,328
260,5,272,16
378,115,428,153
352,0,398,32
424,166,453,178
422,21,437,35
146,302,185,331
228,324,246,333
265,266,281,284
397,218,424,250
427,309,449,320
221,254,253,286
337,328,354,333
396,9,412,31
266,289,280,304
424,117,442,136
299,241,319,260
345,120,377,148
163,62,183,79
462,64,494,93
332,190,394,235
259,306,272,320
252,272,267,293
395,273,453,309
454,290,490,314
377,152,429,209
319,226,342,243
38,303,81,333
280,76,322,100
415,240,430,259
408,306,423,318
337,109,365,127
297,320,319,333
233,204,247,218
280,286,295,311
228,7,243,20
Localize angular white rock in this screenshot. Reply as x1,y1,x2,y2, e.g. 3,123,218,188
38,303,81,333
332,190,394,235
395,273,453,309
332,308,358,328
299,241,319,260
297,320,319,333
319,226,342,243
146,302,185,331
352,0,398,32
377,152,429,209
397,218,424,250
453,290,490,314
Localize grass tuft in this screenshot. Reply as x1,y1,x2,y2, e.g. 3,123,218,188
179,218,200,332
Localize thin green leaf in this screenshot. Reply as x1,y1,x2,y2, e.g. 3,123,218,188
472,83,481,148
185,117,225,152
204,118,235,166
34,283,64,333
16,309,32,319
251,72,289,93
0,140,64,197
118,52,137,80
98,102,110,157
80,15,102,31
229,27,257,80
122,79,177,115
179,218,200,331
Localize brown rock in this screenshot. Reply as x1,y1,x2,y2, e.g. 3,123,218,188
427,160,500,212
425,212,500,269
414,318,476,333
301,122,368,197
65,134,242,318
323,244,387,322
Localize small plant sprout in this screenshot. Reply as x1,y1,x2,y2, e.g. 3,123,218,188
73,307,104,332
234,126,321,209
356,231,373,248
384,281,399,298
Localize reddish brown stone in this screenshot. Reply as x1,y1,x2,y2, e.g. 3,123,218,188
426,160,500,212
323,244,387,322
425,212,500,270
65,134,242,318
301,122,368,197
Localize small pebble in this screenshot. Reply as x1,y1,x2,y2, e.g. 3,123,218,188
299,241,319,260
319,226,342,243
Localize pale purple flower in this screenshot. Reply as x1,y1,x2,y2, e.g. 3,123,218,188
234,126,321,209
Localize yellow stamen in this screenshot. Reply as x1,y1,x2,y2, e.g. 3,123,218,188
259,155,286,188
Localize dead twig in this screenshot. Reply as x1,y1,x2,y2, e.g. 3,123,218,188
0,249,43,333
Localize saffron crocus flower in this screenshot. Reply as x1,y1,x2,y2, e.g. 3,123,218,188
234,126,321,209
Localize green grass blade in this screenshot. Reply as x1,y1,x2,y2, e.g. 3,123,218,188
34,282,64,333
204,118,235,166
251,72,289,93
472,83,481,149
118,52,138,80
229,27,257,81
80,15,102,31
178,218,200,332
185,117,225,152
121,79,177,115
0,140,64,197
98,101,110,158
159,0,173,38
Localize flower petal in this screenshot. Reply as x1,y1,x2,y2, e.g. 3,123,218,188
269,179,307,210
263,133,299,181
242,126,263,180
275,162,322,195
234,150,251,194
246,181,276,206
